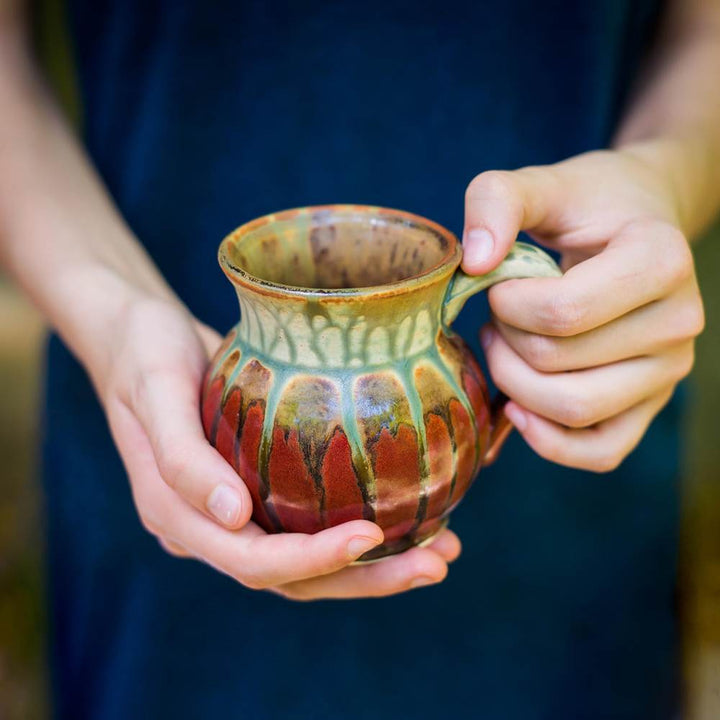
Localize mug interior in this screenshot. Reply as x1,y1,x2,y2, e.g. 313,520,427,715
220,206,458,291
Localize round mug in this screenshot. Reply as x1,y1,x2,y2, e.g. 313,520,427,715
201,205,561,560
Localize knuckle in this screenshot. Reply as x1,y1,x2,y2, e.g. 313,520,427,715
673,345,696,380
127,366,151,411
137,509,161,537
155,440,192,491
127,363,172,412
668,301,705,343
554,392,596,428
683,299,706,339
540,293,587,336
333,541,354,569
527,429,568,466
590,451,623,474
622,216,659,238
237,572,268,591
466,170,514,201
158,537,187,557
276,587,311,602
654,224,694,287
233,541,272,591
662,385,678,405
404,552,448,586
690,302,706,337
302,536,348,576
521,333,562,371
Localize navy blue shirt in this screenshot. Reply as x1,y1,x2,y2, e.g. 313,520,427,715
44,1,681,718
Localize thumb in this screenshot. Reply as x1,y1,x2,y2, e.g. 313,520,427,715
462,167,562,274
131,366,254,530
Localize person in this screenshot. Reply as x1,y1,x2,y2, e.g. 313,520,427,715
1,0,718,717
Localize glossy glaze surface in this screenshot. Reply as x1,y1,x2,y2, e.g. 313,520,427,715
202,205,560,559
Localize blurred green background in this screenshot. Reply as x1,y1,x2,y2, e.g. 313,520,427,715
0,284,46,719
1,4,719,719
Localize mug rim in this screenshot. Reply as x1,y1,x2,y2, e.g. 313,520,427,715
218,204,463,299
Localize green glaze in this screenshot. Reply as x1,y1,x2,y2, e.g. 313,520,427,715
201,205,562,560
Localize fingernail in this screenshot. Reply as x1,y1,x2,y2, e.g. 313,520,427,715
480,326,495,350
505,404,528,432
463,228,494,268
347,535,381,560
207,484,242,526
410,576,438,589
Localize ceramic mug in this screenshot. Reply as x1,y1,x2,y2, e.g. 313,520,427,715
201,205,561,560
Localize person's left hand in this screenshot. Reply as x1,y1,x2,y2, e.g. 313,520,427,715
462,148,705,472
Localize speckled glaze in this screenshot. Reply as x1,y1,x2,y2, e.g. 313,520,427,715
201,206,560,560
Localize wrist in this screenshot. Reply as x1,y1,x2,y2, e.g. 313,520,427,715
53,258,184,393
613,137,717,241
615,138,683,215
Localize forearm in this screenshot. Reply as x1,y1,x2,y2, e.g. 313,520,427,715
0,14,179,385
613,0,720,239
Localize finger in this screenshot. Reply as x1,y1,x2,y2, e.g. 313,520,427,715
504,387,675,472
213,522,387,588
483,326,693,428
463,167,564,273
424,528,462,563
158,537,193,558
137,464,387,588
494,280,705,372
130,367,253,529
488,219,694,337
112,399,446,592
152,470,451,594
422,528,462,563
275,546,450,601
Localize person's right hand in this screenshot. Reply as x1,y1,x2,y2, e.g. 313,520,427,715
99,294,460,600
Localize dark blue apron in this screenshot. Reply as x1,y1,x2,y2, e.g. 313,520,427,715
44,1,680,717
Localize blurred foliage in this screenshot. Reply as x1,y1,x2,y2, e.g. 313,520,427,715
32,0,80,124
681,222,720,719
0,284,46,720
0,1,74,716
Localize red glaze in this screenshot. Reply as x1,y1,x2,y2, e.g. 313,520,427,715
321,429,366,526
447,399,476,509
216,387,242,465
202,343,496,559
424,412,454,521
268,428,324,534
371,424,421,543
237,403,274,532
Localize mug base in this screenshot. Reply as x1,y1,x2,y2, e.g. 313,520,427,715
351,517,450,564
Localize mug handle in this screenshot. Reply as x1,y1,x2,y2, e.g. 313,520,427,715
442,241,562,465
